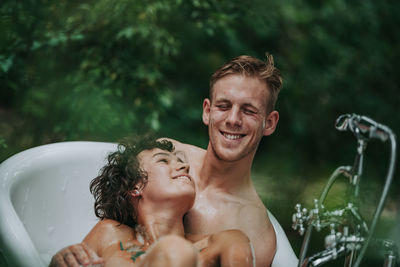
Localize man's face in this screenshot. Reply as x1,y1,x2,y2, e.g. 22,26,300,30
202,74,279,162
138,149,195,205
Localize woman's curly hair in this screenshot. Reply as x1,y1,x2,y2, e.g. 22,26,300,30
90,135,174,228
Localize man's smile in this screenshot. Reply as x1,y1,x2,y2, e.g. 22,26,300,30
220,131,246,141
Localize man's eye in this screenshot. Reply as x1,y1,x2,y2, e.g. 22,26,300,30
244,109,256,115
158,158,168,163
216,105,230,110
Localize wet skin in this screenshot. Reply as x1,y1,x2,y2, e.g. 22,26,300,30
50,148,254,267
50,74,280,267
178,74,279,267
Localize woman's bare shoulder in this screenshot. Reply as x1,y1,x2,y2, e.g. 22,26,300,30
91,219,133,234
83,219,135,255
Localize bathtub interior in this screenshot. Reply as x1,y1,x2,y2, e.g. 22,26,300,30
0,142,116,266
11,156,100,263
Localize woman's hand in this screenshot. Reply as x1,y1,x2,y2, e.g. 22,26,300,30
49,242,104,267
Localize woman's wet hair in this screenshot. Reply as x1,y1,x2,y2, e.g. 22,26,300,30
90,134,174,228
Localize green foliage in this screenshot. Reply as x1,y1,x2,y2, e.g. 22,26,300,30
0,137,7,149
1,0,399,174
0,0,241,145
1,0,398,168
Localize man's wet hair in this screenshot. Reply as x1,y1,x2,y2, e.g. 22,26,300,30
90,134,174,228
209,54,283,113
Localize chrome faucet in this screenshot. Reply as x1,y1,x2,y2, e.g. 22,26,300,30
293,114,397,267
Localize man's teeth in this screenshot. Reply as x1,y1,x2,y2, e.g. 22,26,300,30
177,175,190,180
223,133,242,140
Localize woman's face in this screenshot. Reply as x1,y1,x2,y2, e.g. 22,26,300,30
137,148,195,208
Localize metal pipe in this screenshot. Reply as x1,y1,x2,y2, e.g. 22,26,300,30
353,129,397,267
298,225,314,267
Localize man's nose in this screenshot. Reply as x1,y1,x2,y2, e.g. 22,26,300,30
226,106,242,127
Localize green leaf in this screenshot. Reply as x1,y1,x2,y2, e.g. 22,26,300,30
0,55,14,72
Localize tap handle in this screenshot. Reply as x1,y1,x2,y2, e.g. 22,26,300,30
293,203,308,235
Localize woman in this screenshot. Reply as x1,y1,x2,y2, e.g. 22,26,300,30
50,136,254,267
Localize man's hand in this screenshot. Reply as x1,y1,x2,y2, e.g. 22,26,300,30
49,243,104,267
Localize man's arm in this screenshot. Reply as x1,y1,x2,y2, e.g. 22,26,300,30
158,138,206,173
49,242,103,267
194,230,254,267
49,219,134,267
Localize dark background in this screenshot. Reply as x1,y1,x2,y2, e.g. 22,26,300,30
1,0,399,265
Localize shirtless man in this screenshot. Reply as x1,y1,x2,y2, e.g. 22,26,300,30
52,54,298,267
170,54,297,267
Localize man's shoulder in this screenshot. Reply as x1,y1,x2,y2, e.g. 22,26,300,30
234,201,272,230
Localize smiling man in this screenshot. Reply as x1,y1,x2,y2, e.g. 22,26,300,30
170,54,298,267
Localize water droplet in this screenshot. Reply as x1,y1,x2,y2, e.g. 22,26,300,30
20,204,25,217
47,226,55,236
61,177,69,192
24,187,30,201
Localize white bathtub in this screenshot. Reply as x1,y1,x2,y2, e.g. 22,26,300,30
0,141,297,267
0,142,117,266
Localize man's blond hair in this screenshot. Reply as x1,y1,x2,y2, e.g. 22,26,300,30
209,54,283,113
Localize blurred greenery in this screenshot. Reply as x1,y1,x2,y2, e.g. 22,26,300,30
1,0,399,265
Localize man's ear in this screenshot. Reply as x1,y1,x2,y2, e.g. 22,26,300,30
262,111,279,136
202,98,211,126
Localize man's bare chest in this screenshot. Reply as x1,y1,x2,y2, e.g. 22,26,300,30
184,197,275,267
184,192,268,235
185,202,238,234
